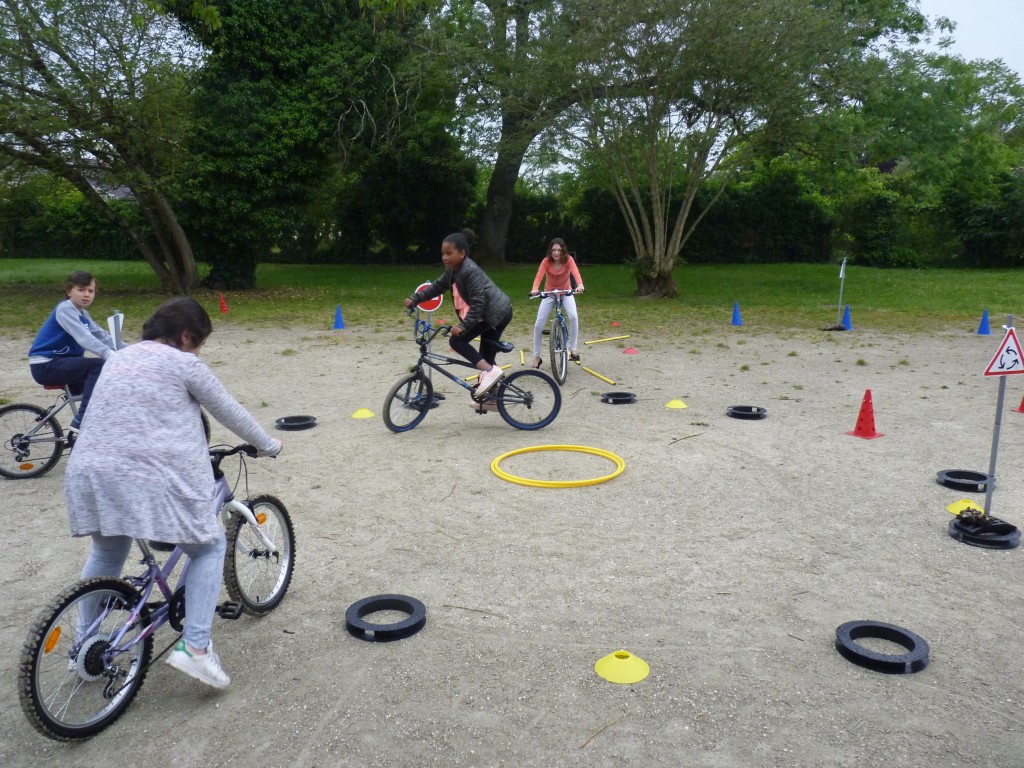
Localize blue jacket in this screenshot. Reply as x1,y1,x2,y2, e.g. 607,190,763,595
28,300,115,363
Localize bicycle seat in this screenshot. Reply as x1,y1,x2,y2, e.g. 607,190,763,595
43,384,70,391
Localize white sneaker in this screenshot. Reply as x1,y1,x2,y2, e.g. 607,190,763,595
165,639,230,689
475,366,504,394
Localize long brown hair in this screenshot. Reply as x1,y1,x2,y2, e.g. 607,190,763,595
545,238,568,263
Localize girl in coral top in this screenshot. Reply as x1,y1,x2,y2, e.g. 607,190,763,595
529,238,584,368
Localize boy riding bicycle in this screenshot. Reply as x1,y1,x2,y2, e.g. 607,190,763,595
28,271,117,432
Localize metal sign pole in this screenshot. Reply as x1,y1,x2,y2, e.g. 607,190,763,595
983,315,1014,516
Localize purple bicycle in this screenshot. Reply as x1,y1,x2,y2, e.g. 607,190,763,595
18,444,294,740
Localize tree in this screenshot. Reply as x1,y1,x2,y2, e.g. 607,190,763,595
426,1,601,266
171,0,427,288
566,0,929,297
0,0,205,292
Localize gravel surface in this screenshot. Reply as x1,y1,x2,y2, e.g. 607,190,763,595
2,318,1023,767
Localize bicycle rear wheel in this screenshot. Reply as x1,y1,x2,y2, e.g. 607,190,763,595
0,404,64,479
383,372,434,432
224,495,296,615
549,316,568,384
496,370,561,430
19,578,152,741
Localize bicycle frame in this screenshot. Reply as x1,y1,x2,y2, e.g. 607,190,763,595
409,317,500,398
75,458,277,671
26,388,79,443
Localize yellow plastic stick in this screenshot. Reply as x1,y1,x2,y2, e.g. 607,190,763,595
581,366,615,385
520,349,525,365
585,334,631,345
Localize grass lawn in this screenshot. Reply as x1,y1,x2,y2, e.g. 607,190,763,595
0,259,1019,336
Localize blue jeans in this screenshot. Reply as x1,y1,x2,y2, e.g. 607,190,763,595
81,532,227,650
30,357,105,424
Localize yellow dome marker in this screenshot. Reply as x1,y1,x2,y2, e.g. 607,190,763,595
947,499,983,516
595,650,650,684
665,399,688,409
352,408,375,419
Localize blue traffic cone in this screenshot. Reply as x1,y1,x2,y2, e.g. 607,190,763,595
333,305,345,330
731,302,744,326
841,305,853,330
976,309,990,336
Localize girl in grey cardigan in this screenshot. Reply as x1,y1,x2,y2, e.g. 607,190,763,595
65,297,282,689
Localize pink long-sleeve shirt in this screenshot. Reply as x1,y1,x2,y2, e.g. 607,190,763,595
531,256,583,293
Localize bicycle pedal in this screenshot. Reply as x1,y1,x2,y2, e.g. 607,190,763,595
216,601,244,620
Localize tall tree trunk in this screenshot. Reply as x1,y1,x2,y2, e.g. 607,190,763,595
635,269,677,298
63,168,183,292
144,188,200,292
475,124,534,267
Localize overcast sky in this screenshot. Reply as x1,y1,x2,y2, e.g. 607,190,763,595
914,0,1023,76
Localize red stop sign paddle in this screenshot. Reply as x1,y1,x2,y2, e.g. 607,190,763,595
415,282,443,312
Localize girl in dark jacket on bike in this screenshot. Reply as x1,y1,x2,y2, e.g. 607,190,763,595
405,230,512,397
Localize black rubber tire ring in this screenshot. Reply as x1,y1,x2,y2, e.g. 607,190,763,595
948,518,1021,550
936,469,992,493
275,415,317,431
600,391,636,404
726,405,767,420
345,594,426,642
835,620,929,674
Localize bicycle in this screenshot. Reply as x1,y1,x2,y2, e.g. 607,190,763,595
0,384,80,479
383,311,561,432
532,289,578,385
0,385,212,480
18,443,295,741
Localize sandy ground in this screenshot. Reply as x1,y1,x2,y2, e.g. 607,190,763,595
1,314,1024,768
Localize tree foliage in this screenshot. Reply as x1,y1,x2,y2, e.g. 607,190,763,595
171,0,438,287
426,0,603,266
560,0,929,296
0,0,205,291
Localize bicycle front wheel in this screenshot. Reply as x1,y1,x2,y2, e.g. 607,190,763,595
496,370,561,430
224,495,296,615
0,404,64,480
19,578,152,741
383,372,434,433
550,316,568,384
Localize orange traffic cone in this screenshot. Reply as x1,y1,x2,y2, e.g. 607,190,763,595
1013,391,1024,414
219,293,229,314
846,389,884,439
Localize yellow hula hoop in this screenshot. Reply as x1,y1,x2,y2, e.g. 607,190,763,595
490,445,626,488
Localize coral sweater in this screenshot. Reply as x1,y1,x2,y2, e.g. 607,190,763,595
531,256,583,293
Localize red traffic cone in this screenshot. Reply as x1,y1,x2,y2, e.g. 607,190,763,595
219,293,229,314
1013,391,1024,414
847,389,884,439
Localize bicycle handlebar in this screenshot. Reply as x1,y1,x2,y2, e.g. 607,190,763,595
530,289,576,299
209,443,260,472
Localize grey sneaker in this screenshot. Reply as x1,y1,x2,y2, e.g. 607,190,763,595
165,639,230,689
475,366,504,394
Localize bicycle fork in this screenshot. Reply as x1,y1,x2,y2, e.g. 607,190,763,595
221,498,278,553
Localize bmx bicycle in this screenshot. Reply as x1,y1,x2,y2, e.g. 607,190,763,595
383,312,561,432
531,289,580,385
18,443,294,740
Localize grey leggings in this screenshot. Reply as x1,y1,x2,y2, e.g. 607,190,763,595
81,532,226,649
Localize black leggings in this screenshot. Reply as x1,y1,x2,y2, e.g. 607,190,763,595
449,309,512,367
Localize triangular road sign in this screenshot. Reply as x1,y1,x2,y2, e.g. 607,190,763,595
983,327,1024,376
